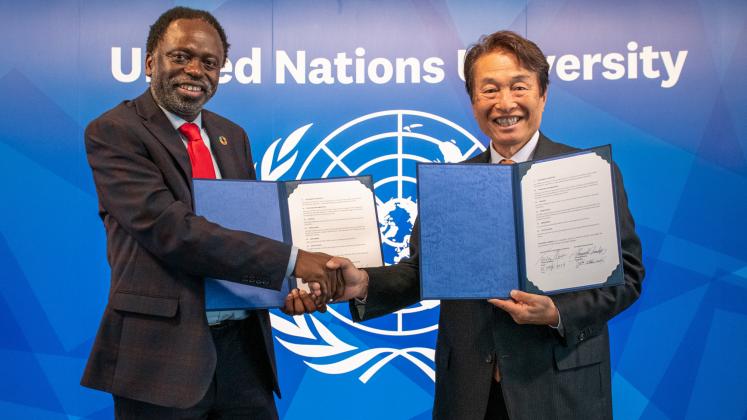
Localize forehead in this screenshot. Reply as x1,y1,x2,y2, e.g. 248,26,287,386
472,50,537,81
160,18,223,56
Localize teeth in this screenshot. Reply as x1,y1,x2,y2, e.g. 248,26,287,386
495,116,520,127
181,84,202,92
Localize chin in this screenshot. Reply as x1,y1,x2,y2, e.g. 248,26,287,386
491,137,523,147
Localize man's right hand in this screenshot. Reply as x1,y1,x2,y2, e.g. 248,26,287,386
281,288,326,316
293,249,343,304
326,257,369,302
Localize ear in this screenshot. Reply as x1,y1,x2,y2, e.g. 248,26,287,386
539,89,548,110
145,53,154,78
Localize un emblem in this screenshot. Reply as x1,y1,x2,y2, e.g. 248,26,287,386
263,110,485,382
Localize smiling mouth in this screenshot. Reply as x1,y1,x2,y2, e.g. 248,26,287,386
493,116,521,127
178,84,204,93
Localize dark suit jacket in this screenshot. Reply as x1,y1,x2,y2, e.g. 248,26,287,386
353,134,645,420
82,90,291,408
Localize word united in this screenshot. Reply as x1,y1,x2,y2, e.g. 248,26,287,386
112,42,687,88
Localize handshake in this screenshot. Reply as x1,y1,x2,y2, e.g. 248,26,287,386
282,249,369,315
282,249,562,327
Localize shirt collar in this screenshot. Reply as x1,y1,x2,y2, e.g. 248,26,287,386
489,130,540,164
159,105,203,133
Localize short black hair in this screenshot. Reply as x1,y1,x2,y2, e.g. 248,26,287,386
146,6,230,63
464,30,549,102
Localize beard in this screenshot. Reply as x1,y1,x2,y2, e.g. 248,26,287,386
150,74,216,119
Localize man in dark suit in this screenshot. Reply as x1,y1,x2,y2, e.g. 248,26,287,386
82,7,331,419
327,31,645,419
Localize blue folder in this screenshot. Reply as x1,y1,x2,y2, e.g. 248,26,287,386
417,145,623,300
193,176,375,310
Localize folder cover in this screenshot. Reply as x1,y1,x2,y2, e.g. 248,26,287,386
193,176,381,309
417,146,623,300
194,179,291,310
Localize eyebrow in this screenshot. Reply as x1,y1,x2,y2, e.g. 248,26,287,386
165,46,220,60
478,74,533,85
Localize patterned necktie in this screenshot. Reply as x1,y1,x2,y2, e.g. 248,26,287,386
179,122,216,179
499,158,515,165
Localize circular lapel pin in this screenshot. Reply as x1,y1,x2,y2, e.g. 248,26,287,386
218,136,228,145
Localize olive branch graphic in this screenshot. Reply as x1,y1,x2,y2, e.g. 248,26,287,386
270,312,435,383
259,123,312,180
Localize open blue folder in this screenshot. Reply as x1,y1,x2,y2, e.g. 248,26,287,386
417,146,623,300
193,176,375,310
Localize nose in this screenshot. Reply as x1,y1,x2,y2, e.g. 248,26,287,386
184,57,203,77
493,90,516,113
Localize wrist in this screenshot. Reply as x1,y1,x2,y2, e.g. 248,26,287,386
548,306,560,327
355,269,370,300
292,249,307,277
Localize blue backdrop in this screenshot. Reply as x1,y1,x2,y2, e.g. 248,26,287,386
1,0,745,419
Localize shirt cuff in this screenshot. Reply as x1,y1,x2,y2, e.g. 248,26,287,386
285,246,299,284
549,311,565,337
353,299,366,319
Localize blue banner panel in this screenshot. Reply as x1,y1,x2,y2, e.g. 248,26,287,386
0,0,745,419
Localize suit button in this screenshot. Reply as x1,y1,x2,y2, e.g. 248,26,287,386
485,354,493,364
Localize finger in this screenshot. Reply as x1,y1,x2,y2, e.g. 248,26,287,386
329,256,355,272
488,298,513,309
510,289,539,303
320,272,330,301
313,288,327,308
318,280,329,305
495,303,526,324
334,268,345,300
326,268,337,301
310,275,328,304
326,257,341,270
281,292,296,315
488,298,530,324
299,290,316,313
281,293,294,315
325,267,342,301
292,290,305,314
308,282,322,296
490,298,523,314
317,300,328,313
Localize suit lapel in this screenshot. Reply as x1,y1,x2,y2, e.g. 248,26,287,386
466,147,491,164
532,133,564,160
134,90,193,180
202,112,238,178
464,133,565,164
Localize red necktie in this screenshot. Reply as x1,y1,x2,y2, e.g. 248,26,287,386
499,158,515,165
179,122,216,179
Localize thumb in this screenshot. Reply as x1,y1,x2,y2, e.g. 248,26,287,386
509,289,537,302
326,257,342,270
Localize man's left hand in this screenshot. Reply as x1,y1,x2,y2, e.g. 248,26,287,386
488,290,560,327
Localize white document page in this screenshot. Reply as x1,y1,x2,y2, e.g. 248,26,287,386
521,153,620,292
287,179,383,268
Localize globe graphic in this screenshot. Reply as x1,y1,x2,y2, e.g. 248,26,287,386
296,110,485,335
378,197,417,264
